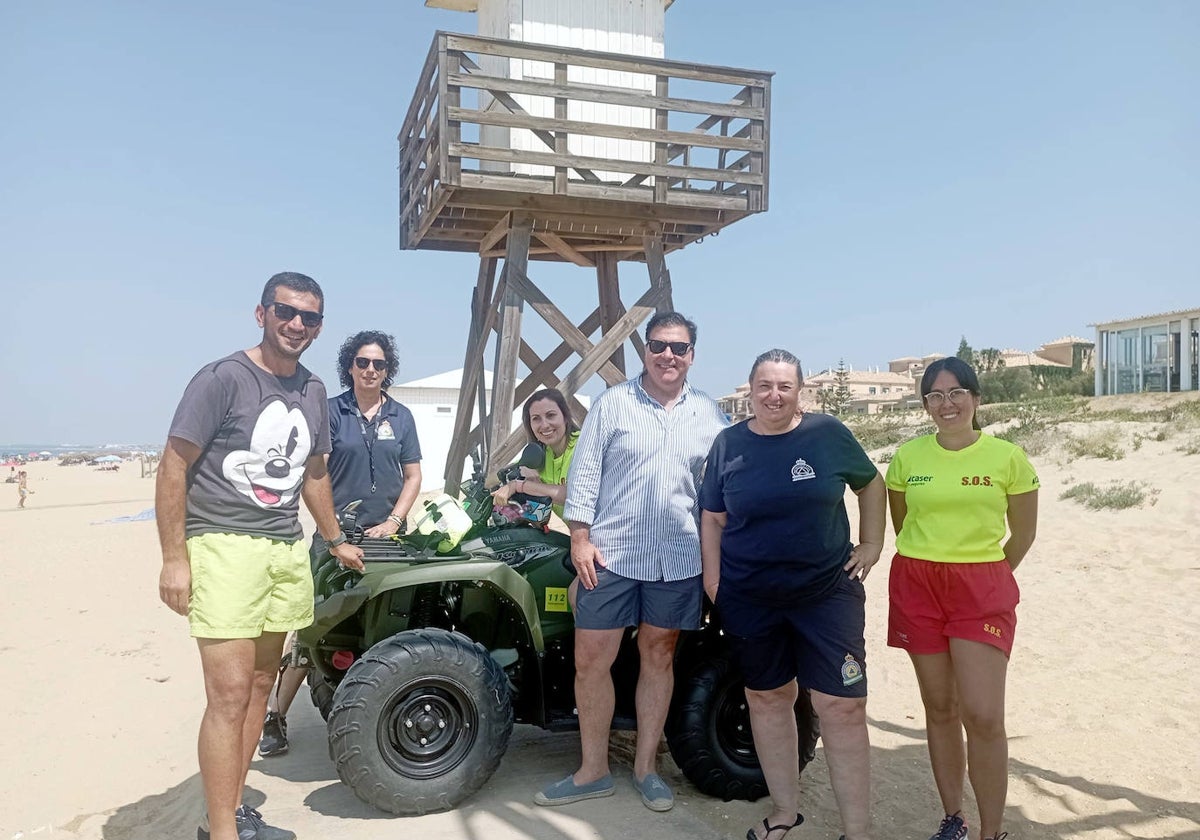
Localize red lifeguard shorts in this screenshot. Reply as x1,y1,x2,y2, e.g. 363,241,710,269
887,553,1019,657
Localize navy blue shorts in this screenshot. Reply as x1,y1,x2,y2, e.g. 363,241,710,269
574,568,702,631
717,573,868,698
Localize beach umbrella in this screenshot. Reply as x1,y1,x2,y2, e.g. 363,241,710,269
95,455,122,463
38,451,52,456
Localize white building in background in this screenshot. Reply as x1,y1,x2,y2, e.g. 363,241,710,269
390,369,589,490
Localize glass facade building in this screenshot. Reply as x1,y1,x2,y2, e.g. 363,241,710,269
1093,308,1200,395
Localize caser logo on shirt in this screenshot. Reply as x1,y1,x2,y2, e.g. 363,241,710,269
906,475,933,485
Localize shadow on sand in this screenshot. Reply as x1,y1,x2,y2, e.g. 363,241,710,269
865,715,1200,838
94,708,1199,839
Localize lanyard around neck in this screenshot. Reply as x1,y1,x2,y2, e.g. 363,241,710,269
353,398,383,494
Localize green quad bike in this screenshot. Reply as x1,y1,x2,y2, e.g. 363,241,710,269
297,445,819,816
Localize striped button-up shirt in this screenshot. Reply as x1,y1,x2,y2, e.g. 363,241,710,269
564,375,727,582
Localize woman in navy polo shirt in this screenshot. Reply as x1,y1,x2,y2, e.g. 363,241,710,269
324,330,422,537
259,329,422,757
700,349,885,840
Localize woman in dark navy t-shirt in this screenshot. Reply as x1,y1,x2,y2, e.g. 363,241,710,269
700,349,885,840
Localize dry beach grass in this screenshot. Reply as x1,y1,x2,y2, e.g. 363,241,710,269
1,391,1197,839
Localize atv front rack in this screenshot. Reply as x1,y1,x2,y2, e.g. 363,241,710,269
355,536,468,564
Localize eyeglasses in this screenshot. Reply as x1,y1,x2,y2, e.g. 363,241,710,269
354,357,387,372
646,339,693,356
268,302,323,328
924,388,972,406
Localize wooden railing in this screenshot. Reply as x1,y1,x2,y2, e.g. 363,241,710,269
398,32,772,250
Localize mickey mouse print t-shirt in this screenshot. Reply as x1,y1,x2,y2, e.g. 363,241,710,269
168,351,331,541
700,412,878,605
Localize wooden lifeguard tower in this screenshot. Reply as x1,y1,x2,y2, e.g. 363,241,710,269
400,2,772,491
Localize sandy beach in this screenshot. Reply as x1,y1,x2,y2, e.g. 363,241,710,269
2,393,1198,840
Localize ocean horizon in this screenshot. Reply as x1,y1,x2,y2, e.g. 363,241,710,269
2,443,160,457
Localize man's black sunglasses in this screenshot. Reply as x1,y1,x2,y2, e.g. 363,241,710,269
354,357,388,371
268,302,324,327
646,339,693,356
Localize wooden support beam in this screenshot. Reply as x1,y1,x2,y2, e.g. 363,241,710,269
504,268,626,387
644,235,675,312
557,281,671,397
479,212,511,254
515,338,589,419
489,215,532,463
596,252,626,375
515,308,602,407
443,257,499,492
533,230,595,267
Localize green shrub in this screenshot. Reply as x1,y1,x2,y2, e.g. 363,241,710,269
844,415,932,451
1059,481,1151,510
1089,400,1200,426
1176,437,1200,456
1065,428,1125,461
976,403,1025,428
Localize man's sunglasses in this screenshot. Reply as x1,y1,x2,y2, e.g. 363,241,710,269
646,339,693,356
267,302,324,328
354,357,388,372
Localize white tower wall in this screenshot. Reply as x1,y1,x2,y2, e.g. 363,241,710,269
457,0,669,181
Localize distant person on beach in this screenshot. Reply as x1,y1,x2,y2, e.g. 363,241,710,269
17,471,29,508
533,312,726,813
156,272,364,840
259,329,422,758
699,349,885,840
884,357,1039,840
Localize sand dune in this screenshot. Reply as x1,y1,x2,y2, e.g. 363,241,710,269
1,392,1197,840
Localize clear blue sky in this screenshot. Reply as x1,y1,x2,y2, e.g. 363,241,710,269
1,1,1196,444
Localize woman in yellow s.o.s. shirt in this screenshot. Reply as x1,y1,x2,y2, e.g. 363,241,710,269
885,357,1038,840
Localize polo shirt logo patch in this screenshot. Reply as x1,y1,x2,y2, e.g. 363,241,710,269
376,420,395,440
791,458,815,482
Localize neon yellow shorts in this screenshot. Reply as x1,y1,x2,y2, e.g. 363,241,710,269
186,532,314,639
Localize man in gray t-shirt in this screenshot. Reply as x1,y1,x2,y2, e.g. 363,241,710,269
156,272,363,840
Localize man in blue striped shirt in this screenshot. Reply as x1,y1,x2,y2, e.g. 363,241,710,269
533,312,727,812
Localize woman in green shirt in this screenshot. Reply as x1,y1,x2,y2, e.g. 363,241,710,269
493,388,580,517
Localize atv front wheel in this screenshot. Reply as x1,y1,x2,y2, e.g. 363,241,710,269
327,629,513,815
666,652,819,801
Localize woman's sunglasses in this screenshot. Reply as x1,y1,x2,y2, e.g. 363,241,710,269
268,302,324,328
354,357,388,371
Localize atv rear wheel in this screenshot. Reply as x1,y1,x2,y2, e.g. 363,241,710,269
327,629,513,815
666,651,819,801
306,669,335,721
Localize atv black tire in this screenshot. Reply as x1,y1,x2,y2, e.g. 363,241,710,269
306,669,336,721
666,651,819,801
327,628,513,815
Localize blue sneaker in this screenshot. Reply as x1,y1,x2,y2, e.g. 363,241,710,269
198,806,295,840
632,773,674,812
930,812,968,840
533,774,615,806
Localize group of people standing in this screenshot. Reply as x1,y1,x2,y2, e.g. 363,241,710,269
157,272,1038,840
